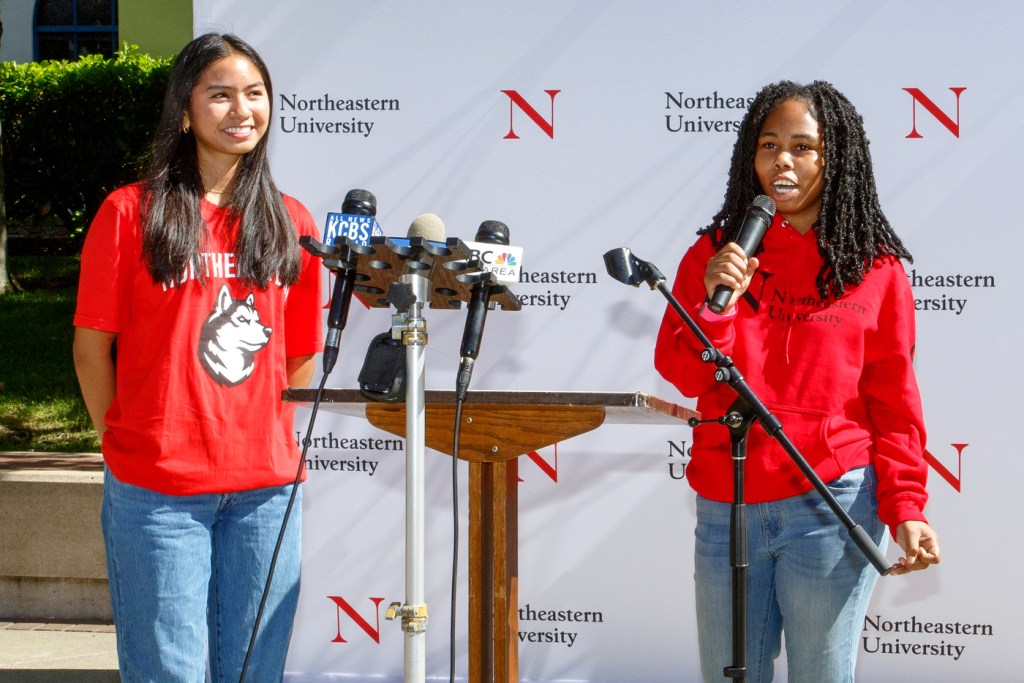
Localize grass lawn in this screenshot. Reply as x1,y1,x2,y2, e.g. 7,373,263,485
0,252,100,452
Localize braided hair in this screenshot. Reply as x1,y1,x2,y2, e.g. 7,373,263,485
702,80,911,300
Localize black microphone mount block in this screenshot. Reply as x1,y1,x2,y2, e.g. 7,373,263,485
313,235,521,312
299,235,357,274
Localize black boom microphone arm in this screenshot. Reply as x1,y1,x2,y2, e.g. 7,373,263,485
602,247,891,575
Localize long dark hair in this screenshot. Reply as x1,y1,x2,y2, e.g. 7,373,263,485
141,33,299,288
702,80,911,300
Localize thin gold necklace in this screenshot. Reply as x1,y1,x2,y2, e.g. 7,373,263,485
204,187,228,195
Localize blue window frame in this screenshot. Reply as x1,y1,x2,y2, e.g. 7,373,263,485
34,0,119,61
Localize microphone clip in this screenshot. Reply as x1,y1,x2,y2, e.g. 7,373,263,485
603,248,666,289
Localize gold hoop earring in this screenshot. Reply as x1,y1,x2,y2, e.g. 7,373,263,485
182,122,191,134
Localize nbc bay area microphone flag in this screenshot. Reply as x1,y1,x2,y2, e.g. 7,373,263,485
463,240,524,285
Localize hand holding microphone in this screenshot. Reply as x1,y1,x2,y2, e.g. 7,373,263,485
704,245,760,314
706,195,775,314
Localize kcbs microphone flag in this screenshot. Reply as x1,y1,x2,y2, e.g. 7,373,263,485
323,211,384,247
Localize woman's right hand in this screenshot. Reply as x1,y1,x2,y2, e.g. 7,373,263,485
703,242,760,313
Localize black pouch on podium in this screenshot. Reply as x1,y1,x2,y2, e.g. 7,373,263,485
358,331,406,402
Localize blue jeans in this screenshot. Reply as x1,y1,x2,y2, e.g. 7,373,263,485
101,468,302,682
694,466,887,683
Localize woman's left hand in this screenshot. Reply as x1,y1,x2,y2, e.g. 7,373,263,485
890,520,941,576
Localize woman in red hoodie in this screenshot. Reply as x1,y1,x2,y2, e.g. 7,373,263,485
654,80,940,682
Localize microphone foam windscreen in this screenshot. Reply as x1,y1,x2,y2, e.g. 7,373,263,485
407,213,446,241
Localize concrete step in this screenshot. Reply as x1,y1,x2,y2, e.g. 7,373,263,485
0,452,110,622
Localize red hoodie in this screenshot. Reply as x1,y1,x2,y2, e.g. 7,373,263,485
654,215,928,537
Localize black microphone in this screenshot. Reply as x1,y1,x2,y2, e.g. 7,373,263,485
323,189,377,374
455,220,509,401
707,194,776,314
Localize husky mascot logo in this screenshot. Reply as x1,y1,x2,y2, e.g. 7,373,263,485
198,285,272,386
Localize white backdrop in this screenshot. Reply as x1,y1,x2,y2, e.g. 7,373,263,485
194,2,1021,680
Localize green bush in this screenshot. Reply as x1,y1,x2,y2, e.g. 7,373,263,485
0,45,172,244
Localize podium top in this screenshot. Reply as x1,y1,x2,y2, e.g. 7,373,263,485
285,389,696,462
284,389,696,425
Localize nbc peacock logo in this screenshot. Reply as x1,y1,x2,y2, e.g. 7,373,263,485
467,242,523,284
494,252,518,267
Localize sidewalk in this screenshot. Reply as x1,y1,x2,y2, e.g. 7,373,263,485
0,452,118,680
0,620,118,681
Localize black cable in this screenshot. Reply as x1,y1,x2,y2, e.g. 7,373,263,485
239,369,330,683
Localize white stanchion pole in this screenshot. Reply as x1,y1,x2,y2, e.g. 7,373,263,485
386,269,431,683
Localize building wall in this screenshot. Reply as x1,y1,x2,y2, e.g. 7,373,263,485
0,0,192,63
1,1,37,63
119,0,191,59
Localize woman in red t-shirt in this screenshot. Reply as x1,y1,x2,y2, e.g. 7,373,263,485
73,33,322,682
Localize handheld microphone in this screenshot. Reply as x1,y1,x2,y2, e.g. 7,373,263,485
323,189,377,375
455,220,509,400
707,194,776,313
393,213,446,294
462,222,523,286
322,188,383,247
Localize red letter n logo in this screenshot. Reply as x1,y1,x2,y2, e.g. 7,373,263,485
923,443,968,492
903,87,966,138
519,443,559,483
501,89,561,139
328,596,385,643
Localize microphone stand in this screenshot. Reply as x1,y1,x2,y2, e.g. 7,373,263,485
303,233,521,683
605,250,890,683
384,261,433,683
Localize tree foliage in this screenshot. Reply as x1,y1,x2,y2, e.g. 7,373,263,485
0,45,172,246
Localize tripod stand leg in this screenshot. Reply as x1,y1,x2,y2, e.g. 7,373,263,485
725,402,753,682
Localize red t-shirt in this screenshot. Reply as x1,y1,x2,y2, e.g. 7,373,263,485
654,215,928,536
74,183,324,495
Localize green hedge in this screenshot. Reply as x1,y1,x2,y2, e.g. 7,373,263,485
0,45,172,244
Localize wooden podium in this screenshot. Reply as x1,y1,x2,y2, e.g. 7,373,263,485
284,389,697,683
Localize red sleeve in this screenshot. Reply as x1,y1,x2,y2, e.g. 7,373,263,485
861,259,929,535
282,195,324,358
654,235,735,398
73,186,143,333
